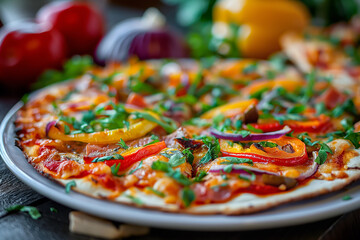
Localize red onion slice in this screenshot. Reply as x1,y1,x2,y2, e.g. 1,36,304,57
210,126,291,141
45,121,57,136
297,161,319,180
209,160,318,181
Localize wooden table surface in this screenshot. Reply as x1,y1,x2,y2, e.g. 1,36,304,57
1,2,360,239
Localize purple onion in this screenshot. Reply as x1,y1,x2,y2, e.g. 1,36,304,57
45,121,57,136
210,126,291,141
209,161,318,181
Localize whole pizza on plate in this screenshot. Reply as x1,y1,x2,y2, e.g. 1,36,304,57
15,30,360,214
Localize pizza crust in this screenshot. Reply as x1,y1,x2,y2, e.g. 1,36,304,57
57,168,360,215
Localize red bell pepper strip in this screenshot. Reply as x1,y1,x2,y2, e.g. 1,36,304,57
84,141,166,171
249,115,332,133
220,136,308,166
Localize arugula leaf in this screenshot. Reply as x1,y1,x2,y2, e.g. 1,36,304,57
92,154,123,163
315,143,333,165
344,132,360,148
168,152,186,167
287,104,306,114
220,157,253,165
132,112,176,133
128,161,143,175
246,124,263,133
181,187,195,207
6,205,41,220
117,139,129,150
304,70,316,101
143,135,160,146
110,163,122,177
151,160,192,186
145,187,165,198
33,55,93,90
183,117,211,127
223,164,233,173
342,195,352,201
124,195,143,206
193,171,208,182
198,136,221,165
65,180,76,193
50,207,58,213
256,141,278,148
182,148,194,165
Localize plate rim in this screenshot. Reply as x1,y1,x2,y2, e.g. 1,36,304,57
1,101,360,231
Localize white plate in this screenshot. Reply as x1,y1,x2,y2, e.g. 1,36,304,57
1,102,360,231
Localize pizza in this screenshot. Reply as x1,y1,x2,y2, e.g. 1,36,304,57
15,53,360,214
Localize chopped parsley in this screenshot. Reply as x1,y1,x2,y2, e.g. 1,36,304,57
193,171,208,182
182,148,194,165
342,195,352,201
117,139,129,149
50,207,58,213
315,143,333,165
220,157,253,165
65,180,76,193
129,160,143,174
145,187,165,198
144,135,160,146
92,154,123,163
124,195,143,206
181,187,195,207
132,111,176,133
151,160,192,186
6,205,41,220
197,136,221,165
110,163,122,177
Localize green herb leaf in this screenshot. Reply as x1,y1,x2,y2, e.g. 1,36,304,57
129,160,143,174
110,163,122,177
132,112,176,133
223,164,233,173
315,143,333,165
181,187,195,207
220,157,253,165
50,207,58,213
117,139,129,150
65,180,76,193
193,171,208,182
182,148,194,165
125,195,143,206
342,195,352,201
145,187,165,198
246,124,263,133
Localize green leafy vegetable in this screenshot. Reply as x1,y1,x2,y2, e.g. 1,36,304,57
110,163,122,177
50,207,58,213
65,180,76,193
6,205,41,220
132,112,176,133
33,55,93,90
124,195,143,206
220,157,253,165
145,187,165,197
151,160,192,186
117,139,129,150
193,171,208,182
315,143,333,164
181,187,196,207
129,161,143,174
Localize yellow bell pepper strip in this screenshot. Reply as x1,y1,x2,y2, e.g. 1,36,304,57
220,136,308,166
84,141,167,171
213,0,309,58
46,110,160,144
200,99,258,119
243,77,304,96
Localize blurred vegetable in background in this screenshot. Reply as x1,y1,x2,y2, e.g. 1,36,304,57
96,8,188,64
36,1,105,56
32,55,93,90
0,22,67,88
164,0,360,59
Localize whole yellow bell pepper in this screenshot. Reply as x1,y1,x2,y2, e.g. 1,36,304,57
213,0,309,58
